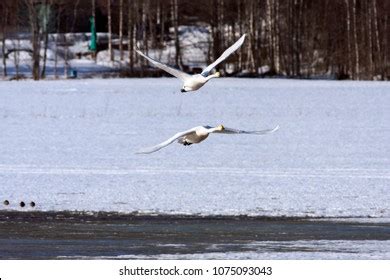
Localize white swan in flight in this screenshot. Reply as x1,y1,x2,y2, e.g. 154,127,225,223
136,124,279,154
135,34,246,92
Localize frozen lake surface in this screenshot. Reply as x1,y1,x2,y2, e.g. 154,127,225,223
0,78,389,220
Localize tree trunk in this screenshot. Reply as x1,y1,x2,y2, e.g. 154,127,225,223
352,0,360,80
25,0,41,80
13,40,20,79
367,0,373,78
254,0,261,73
142,0,148,57
40,29,49,79
237,0,243,71
128,0,134,72
160,1,167,47
218,0,225,72
64,34,69,78
62,0,81,77
171,0,182,68
266,0,274,72
293,0,303,76
247,0,255,72
159,0,166,47
71,0,80,32
345,0,352,78
274,0,280,73
119,0,124,61
372,0,381,77
41,0,50,79
384,12,388,79
287,0,293,76
13,1,21,79
54,5,62,79
148,1,156,49
323,0,331,74
1,5,8,78
107,0,114,61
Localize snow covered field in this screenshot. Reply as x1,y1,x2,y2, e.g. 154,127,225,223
0,78,389,220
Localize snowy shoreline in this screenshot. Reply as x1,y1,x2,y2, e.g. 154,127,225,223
1,209,389,224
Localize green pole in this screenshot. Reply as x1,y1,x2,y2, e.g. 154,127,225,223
89,16,97,52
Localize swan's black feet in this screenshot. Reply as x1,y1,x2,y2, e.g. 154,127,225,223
183,141,192,146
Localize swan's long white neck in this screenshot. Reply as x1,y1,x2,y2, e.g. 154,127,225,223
207,125,224,133
205,72,220,81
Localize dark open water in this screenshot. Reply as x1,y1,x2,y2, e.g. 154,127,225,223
0,211,389,259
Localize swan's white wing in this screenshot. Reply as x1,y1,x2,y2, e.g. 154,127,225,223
215,125,279,135
135,49,191,81
201,34,246,76
136,127,198,154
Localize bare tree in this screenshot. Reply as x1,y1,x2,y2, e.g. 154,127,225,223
372,0,381,77
367,0,374,77
13,1,21,79
383,0,389,79
266,0,274,72
171,0,182,68
158,0,166,48
25,0,41,80
41,0,52,79
237,0,243,71
128,0,134,71
352,0,360,79
273,0,281,73
141,0,148,59
107,0,114,61
345,0,352,78
1,2,9,78
119,0,124,61
54,3,62,79
148,1,157,49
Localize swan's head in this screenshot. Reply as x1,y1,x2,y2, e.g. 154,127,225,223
181,86,190,93
217,124,225,131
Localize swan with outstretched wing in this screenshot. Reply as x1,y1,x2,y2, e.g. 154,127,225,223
136,124,279,154
136,34,246,93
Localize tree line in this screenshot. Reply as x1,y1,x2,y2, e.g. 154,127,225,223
0,0,389,80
